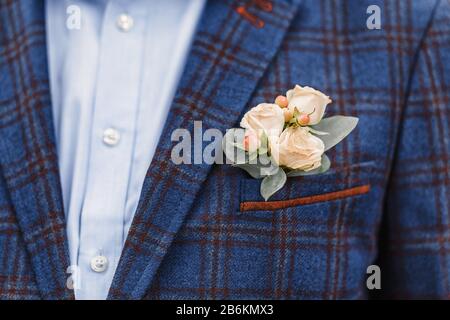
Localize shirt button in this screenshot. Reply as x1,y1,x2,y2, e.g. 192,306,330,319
90,255,108,273
116,13,134,32
103,128,120,146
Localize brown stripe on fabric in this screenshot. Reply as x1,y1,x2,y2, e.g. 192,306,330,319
240,184,371,212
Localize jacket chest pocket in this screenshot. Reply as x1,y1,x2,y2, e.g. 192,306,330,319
239,161,378,216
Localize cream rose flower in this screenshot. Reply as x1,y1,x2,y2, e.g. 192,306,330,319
270,126,325,171
286,85,332,125
240,103,285,138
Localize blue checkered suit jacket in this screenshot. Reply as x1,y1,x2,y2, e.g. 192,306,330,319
0,0,449,300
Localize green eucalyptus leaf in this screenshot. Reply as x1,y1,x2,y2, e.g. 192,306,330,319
260,131,268,149
233,153,279,179
308,128,329,136
260,163,279,176
258,135,268,154
258,147,268,155
312,116,358,151
287,154,331,177
258,154,279,176
260,167,287,201
234,142,246,151
248,151,258,163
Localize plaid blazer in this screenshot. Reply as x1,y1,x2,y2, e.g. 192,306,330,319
0,0,449,300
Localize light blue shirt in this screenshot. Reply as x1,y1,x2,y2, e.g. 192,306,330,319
45,0,205,300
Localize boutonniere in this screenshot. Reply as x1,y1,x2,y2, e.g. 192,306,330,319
223,85,358,201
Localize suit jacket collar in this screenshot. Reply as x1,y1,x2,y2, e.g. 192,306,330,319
108,0,303,299
0,0,73,299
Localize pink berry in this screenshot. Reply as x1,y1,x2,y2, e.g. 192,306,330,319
298,114,310,126
275,95,288,108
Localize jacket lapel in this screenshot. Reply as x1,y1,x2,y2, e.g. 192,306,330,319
0,1,73,299
109,0,302,299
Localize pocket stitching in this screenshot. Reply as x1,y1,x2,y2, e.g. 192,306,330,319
240,184,371,212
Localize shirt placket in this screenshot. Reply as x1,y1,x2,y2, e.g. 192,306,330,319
76,1,146,300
